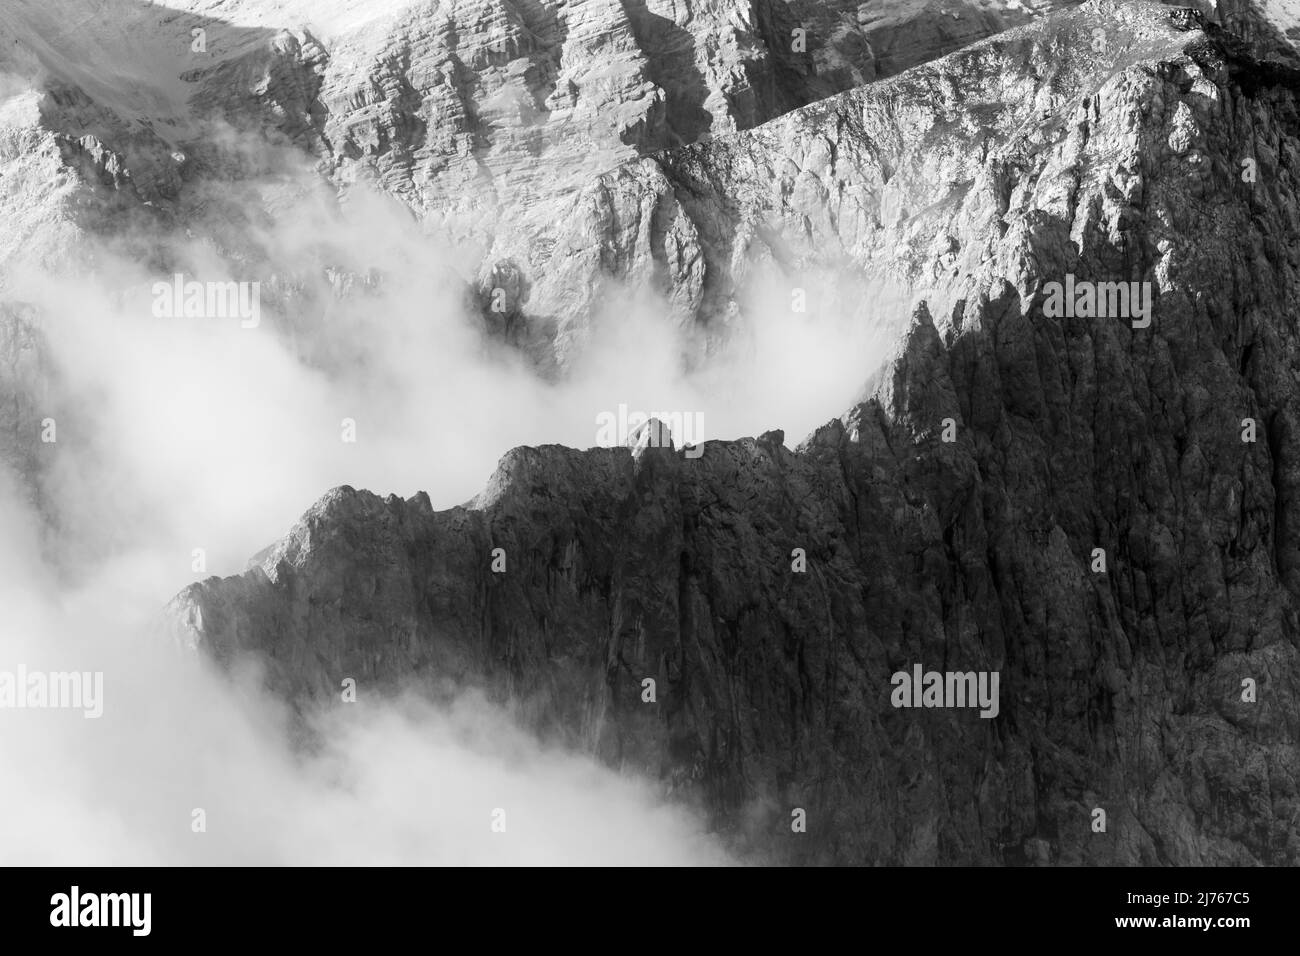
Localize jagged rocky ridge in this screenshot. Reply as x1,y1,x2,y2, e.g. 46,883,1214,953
174,2,1300,864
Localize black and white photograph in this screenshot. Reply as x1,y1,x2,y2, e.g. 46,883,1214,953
0,0,1293,927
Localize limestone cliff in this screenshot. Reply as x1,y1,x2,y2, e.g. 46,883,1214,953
174,3,1300,864
0,0,1067,364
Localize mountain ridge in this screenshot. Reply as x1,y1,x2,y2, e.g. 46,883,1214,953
5,0,1300,865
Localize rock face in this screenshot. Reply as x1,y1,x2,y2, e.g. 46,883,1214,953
0,303,51,509
0,0,1068,362
0,0,1072,526
499,0,1300,372
3,0,1298,864
174,0,1300,866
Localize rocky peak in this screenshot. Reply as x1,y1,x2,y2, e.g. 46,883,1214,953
627,416,675,456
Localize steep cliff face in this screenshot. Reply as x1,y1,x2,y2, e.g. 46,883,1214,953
299,0,1070,219
0,0,1061,256
174,2,1300,864
0,1,1068,359
502,0,1300,369
0,2,1084,533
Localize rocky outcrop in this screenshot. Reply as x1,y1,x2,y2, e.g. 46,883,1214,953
174,2,1300,865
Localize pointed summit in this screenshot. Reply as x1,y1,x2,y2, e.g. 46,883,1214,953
627,418,675,457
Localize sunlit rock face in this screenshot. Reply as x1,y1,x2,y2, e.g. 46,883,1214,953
171,3,1300,864
0,0,1069,366
0,0,1078,541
